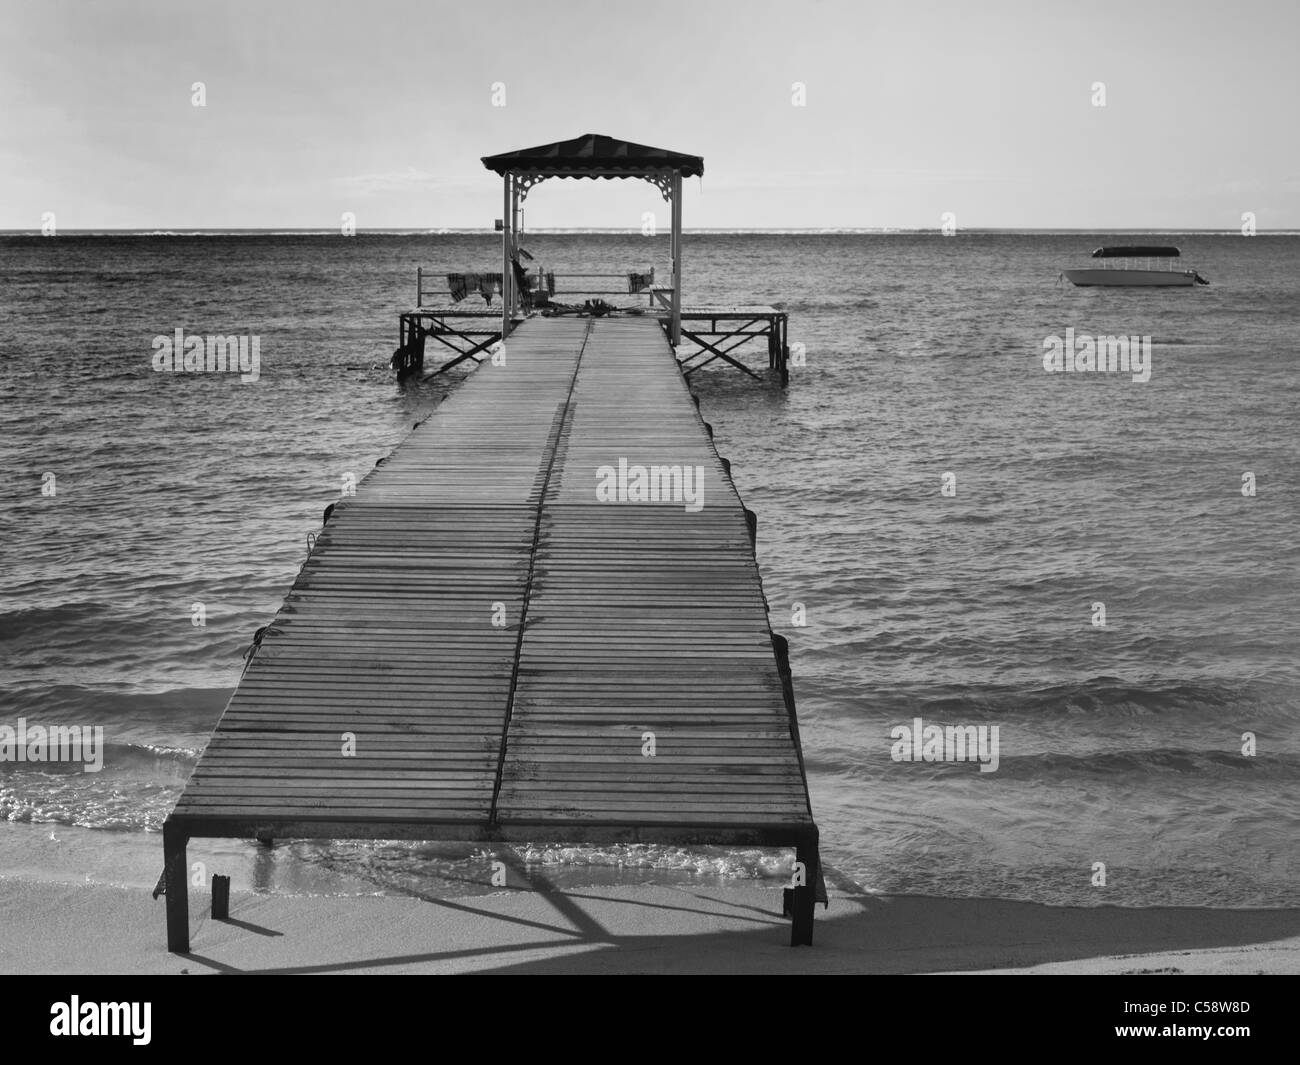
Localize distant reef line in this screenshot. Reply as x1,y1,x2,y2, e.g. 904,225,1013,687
5,227,1299,237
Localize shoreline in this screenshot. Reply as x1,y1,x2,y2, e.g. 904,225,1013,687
2,874,1295,976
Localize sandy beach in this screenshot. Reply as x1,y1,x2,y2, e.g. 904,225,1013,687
3,874,1296,975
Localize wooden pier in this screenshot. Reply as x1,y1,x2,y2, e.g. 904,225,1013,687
161,314,822,953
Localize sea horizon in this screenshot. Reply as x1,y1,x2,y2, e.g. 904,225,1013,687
7,226,1300,237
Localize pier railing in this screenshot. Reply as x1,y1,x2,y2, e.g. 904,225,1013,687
399,268,790,385
417,266,663,308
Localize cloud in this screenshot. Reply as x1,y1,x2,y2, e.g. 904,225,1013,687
702,169,852,191
703,167,1026,191
1212,175,1300,197
335,168,482,196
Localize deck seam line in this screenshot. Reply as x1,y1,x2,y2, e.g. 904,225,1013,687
488,319,593,826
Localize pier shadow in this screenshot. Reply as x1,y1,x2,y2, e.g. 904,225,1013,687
212,917,283,938
171,875,1300,975
478,893,1300,976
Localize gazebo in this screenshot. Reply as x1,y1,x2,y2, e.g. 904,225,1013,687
481,133,704,345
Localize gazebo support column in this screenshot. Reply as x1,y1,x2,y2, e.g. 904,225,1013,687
670,171,682,346
501,173,513,338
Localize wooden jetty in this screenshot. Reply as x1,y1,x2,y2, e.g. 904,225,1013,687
161,136,822,955
162,314,822,952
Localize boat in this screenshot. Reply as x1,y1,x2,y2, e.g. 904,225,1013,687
1063,245,1209,287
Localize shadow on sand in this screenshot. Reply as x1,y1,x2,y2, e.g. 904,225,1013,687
179,859,1300,975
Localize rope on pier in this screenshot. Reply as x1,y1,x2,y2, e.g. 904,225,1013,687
242,625,282,663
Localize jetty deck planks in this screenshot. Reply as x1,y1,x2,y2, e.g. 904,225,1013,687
162,316,819,951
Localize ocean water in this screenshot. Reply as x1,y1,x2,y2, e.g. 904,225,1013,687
1,232,1297,909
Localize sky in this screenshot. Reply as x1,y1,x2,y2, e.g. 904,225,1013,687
2,0,1297,230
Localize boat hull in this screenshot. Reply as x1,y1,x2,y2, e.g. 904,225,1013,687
1064,268,1196,287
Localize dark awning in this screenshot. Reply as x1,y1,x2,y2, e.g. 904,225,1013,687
482,133,704,178
1092,245,1181,258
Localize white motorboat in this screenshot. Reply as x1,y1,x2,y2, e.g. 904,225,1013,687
1063,245,1209,287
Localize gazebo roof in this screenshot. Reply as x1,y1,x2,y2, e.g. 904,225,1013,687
481,133,704,178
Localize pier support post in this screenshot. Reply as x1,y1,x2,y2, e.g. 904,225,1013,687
791,833,819,946
163,821,190,953
779,316,789,386
211,874,231,920
393,316,428,380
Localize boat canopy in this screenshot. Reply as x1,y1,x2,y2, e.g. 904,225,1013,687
1092,245,1181,258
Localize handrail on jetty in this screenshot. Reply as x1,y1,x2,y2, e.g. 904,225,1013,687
417,266,659,306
